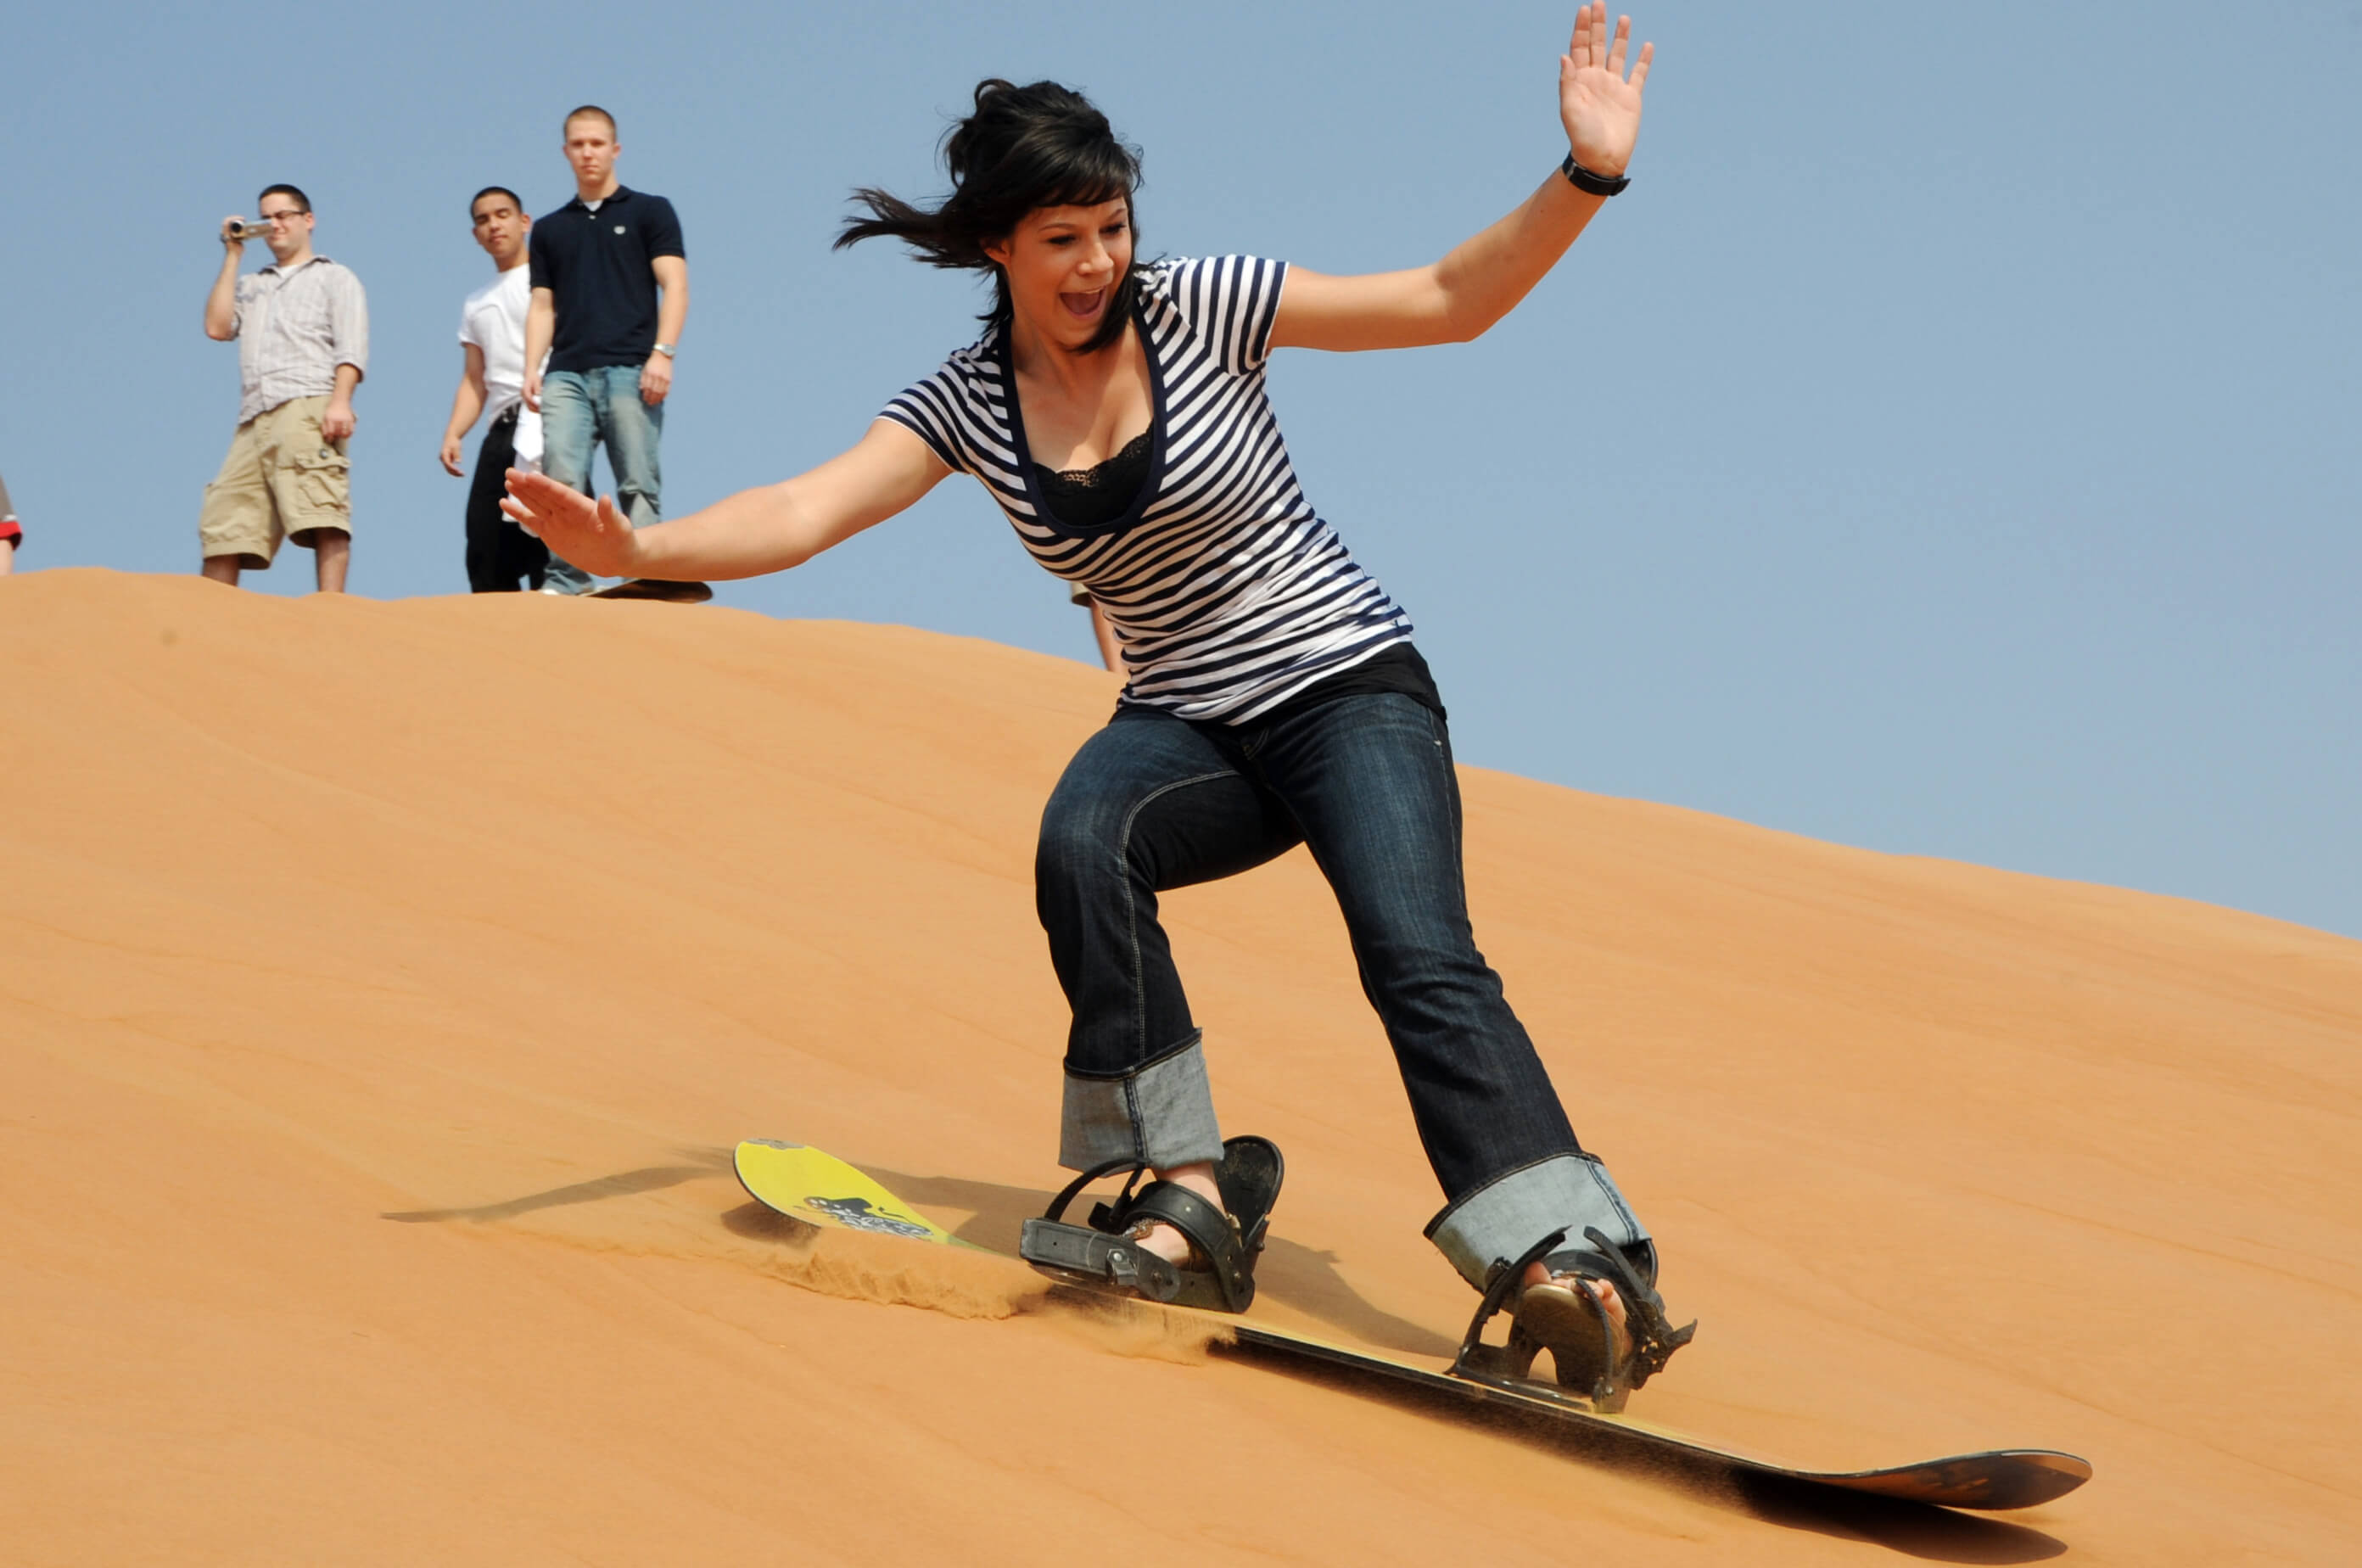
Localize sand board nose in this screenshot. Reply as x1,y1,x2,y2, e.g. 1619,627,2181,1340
733,1139,958,1245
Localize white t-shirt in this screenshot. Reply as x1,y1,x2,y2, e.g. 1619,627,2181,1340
457,264,532,419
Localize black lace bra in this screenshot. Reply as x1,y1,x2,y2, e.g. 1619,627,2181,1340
1033,431,1151,529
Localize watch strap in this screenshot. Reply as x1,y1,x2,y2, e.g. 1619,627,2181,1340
1559,154,1631,198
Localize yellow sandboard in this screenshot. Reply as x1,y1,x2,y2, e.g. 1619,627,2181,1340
731,1139,2091,1512
732,1139,967,1245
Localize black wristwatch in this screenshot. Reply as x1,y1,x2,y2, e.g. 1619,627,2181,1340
1560,153,1631,197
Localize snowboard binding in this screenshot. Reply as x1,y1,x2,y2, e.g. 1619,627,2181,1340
1018,1135,1284,1313
1452,1226,1697,1413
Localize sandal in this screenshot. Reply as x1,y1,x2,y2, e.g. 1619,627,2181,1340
1018,1135,1284,1313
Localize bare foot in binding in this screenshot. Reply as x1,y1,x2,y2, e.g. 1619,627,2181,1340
1522,1259,1632,1351
1507,1230,1695,1411
1017,1138,1283,1313
1130,1160,1222,1267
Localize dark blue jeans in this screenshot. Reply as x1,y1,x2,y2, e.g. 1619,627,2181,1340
1035,693,1651,1288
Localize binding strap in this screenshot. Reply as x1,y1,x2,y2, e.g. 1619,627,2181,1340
1542,1226,1698,1392
1019,1139,1280,1314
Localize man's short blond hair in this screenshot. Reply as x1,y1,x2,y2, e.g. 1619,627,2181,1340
563,104,618,138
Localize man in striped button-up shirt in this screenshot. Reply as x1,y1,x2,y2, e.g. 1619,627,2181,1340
199,184,368,592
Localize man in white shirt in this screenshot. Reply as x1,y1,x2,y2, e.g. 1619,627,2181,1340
439,187,550,592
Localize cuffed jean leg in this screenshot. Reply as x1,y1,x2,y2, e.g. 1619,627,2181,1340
1249,693,1643,1290
1424,1153,1652,1291
1257,695,1578,1192
1035,708,1301,1170
537,371,597,593
596,366,664,531
1060,1034,1224,1173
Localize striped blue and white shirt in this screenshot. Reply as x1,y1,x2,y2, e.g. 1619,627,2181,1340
230,256,370,424
882,255,1413,724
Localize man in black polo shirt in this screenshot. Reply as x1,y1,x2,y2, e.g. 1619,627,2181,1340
521,104,689,595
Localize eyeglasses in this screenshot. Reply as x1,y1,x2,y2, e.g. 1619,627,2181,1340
259,209,307,224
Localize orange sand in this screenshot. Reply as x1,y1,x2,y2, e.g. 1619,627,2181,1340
4,568,2357,1565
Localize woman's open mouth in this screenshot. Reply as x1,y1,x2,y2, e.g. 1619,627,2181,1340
1059,288,1106,319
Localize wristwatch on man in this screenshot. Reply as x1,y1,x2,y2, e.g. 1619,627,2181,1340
652,343,676,357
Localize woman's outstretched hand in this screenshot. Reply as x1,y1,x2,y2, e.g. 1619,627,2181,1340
1560,5,1653,177
501,471,645,579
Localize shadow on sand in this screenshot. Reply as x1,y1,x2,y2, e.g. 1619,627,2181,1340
380,1150,730,1224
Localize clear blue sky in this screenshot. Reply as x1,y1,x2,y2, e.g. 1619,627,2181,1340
9,1,2359,937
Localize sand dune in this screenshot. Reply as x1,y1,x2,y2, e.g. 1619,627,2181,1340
4,568,2356,1565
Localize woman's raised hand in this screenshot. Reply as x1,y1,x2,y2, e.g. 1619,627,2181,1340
501,470,645,579
1559,5,1653,177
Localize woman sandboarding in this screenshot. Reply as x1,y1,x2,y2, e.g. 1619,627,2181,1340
506,7,1690,1404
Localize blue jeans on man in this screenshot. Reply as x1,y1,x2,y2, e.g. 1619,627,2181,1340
539,365,663,593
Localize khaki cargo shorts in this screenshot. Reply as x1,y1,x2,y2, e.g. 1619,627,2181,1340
198,395,351,568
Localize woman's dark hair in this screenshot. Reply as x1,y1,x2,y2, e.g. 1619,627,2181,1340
837,80,1145,354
